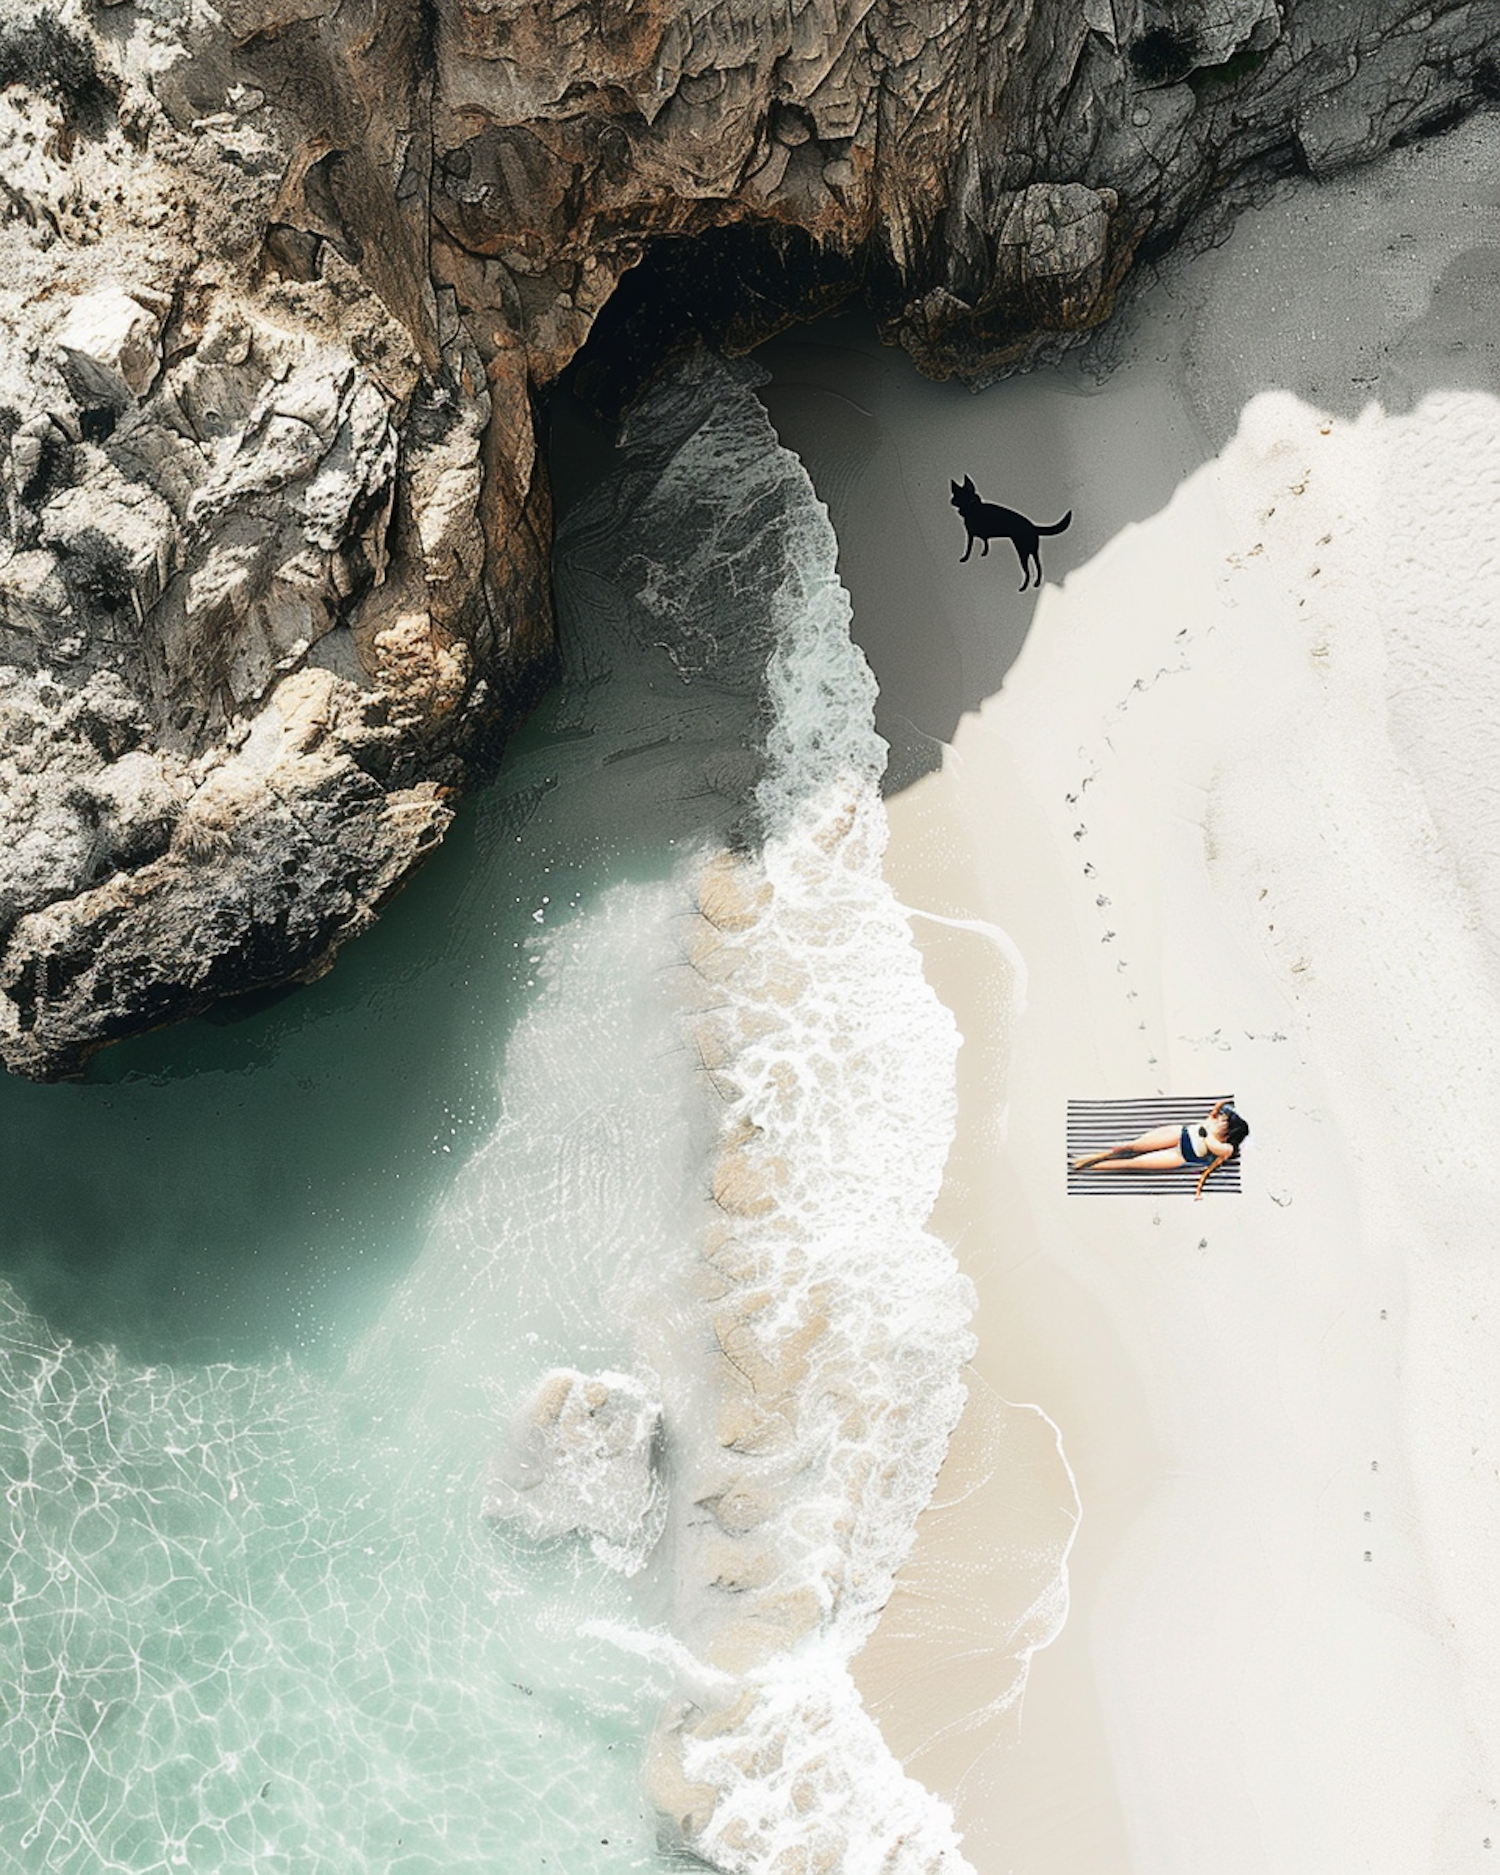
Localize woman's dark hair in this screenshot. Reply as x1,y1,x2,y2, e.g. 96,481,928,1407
1222,1109,1250,1154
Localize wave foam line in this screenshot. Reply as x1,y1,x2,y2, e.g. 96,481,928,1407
617,351,979,1874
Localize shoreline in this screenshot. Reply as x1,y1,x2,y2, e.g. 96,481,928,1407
761,112,1500,1874
862,760,1153,1872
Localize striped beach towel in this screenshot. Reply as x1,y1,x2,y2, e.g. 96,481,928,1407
1067,1097,1242,1196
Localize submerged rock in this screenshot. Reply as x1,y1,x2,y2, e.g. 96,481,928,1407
0,0,1491,1071
484,1369,665,1567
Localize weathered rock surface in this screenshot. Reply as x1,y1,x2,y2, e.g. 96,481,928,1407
0,1,554,1073
0,0,1492,1073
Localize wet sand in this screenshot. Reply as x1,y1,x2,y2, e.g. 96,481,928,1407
759,111,1500,1875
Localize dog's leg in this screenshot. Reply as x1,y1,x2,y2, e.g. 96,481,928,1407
981,537,989,555
961,533,974,563
1012,541,1028,590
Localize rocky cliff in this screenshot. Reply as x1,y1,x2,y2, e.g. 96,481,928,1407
0,0,1491,1076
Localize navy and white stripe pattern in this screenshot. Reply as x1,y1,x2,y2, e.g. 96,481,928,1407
1067,1097,1243,1196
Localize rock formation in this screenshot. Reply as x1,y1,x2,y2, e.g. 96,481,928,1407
0,0,1492,1074
483,1367,665,1566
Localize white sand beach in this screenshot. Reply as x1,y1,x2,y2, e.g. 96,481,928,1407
762,112,1500,1874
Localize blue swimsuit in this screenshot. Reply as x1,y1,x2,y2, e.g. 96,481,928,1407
1180,1126,1206,1165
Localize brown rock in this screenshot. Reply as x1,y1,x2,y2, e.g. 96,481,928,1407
1,0,1491,1070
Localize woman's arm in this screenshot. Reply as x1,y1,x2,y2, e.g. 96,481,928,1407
1195,1137,1237,1199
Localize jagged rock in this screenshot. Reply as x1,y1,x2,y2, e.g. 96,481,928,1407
483,1369,665,1563
0,0,1492,1072
0,667,452,1078
52,286,167,406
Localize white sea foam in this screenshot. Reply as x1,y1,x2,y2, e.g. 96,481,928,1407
336,346,985,1871
568,351,979,1871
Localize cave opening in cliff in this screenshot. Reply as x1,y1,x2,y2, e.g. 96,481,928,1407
565,219,862,423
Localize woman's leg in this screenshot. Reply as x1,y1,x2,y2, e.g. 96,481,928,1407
1122,1125,1183,1152
1088,1147,1187,1172
1073,1124,1182,1170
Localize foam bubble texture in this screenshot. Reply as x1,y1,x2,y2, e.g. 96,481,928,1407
577,352,978,1870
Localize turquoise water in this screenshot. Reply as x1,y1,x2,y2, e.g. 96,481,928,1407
0,345,976,1872
0,707,680,1371
0,371,765,1871
0,1290,667,1870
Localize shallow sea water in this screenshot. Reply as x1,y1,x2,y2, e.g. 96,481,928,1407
0,476,722,1875
0,345,980,1871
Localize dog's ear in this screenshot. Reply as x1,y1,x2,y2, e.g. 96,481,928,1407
963,474,975,490
950,480,961,494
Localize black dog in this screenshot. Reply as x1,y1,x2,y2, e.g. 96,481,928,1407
950,475,1072,590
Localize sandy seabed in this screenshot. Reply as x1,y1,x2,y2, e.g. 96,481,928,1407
762,113,1500,1875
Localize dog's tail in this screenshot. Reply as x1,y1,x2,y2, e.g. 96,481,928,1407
1037,510,1073,536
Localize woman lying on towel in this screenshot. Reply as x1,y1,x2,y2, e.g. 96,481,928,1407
1073,1099,1249,1199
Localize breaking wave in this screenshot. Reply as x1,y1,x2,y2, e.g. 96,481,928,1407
554,351,979,1871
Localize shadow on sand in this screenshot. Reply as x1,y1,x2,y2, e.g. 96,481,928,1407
753,114,1497,793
